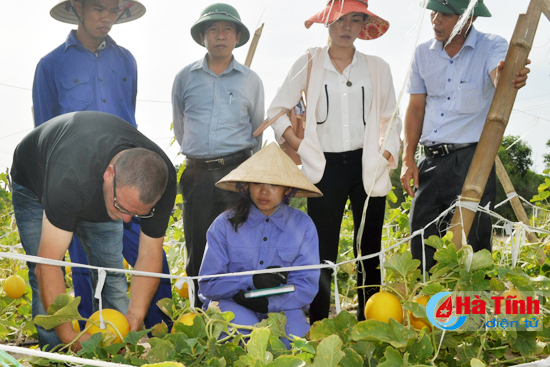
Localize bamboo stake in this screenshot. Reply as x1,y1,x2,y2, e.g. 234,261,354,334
495,155,538,243
536,0,550,21
244,24,264,68
450,1,542,249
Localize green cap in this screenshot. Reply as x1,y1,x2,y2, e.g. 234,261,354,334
190,3,250,48
426,0,491,17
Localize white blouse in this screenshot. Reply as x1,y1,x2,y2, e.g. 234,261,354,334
316,48,373,153
267,46,402,196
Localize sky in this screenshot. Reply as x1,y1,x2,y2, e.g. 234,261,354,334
0,0,549,175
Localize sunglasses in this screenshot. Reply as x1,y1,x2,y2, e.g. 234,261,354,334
113,166,155,219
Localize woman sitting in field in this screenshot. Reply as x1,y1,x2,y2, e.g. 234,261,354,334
198,143,322,344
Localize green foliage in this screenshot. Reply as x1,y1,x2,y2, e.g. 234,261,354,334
0,173,37,343
5,146,550,366
532,169,550,206
496,135,544,220
33,294,81,330
499,135,533,177
544,139,550,168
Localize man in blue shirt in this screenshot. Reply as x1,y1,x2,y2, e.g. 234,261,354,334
400,0,530,271
172,3,265,307
32,0,172,329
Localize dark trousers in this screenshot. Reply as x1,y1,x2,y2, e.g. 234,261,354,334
307,149,386,323
410,145,496,272
180,155,248,307
68,219,172,330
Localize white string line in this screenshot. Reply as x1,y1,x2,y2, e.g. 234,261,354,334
0,229,20,241
284,0,334,84
494,191,519,208
0,201,460,283
354,0,428,292
9,197,549,279
519,195,550,213
2,202,549,363
504,119,539,151
444,0,476,48
0,243,22,250
0,345,134,367
469,203,550,236
2,196,549,282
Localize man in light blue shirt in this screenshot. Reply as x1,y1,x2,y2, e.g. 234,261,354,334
172,3,264,306
400,0,530,271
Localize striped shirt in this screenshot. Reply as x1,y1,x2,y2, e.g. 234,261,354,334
172,55,265,158
407,26,507,145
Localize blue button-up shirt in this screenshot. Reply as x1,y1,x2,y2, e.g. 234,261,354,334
32,30,137,127
407,27,507,145
199,204,320,313
172,56,265,159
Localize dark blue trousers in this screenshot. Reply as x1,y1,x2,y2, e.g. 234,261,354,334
69,217,172,329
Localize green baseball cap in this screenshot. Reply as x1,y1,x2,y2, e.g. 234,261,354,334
190,3,250,48
426,0,491,17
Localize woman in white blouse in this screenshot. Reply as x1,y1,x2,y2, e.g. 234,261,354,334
267,0,402,323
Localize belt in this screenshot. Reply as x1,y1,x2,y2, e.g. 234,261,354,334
185,149,252,171
424,143,477,158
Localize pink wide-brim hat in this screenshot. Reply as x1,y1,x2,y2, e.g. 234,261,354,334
305,0,389,40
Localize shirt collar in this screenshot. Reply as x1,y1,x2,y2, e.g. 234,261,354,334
192,54,245,76
247,204,288,231
64,29,115,53
323,46,358,73
429,25,477,54
96,39,107,53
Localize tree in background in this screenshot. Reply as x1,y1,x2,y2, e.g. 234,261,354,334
499,135,533,177
495,135,544,220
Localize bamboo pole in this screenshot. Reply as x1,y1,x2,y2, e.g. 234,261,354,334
536,0,550,21
244,24,264,68
495,155,538,243
450,1,542,249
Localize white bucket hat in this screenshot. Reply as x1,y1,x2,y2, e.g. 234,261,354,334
216,143,323,198
50,0,146,25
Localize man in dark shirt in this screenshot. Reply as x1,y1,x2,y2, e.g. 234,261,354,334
11,111,177,351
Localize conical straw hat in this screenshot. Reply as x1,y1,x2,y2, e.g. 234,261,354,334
216,143,322,198
51,0,146,25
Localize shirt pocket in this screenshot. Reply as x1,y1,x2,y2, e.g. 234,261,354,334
58,72,93,111
227,247,254,272
226,89,251,128
276,247,299,267
110,66,134,103
458,82,483,115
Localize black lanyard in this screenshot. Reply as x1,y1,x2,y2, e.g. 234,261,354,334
317,84,366,126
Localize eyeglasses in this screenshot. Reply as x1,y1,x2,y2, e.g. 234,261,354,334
431,0,461,15
113,167,155,219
